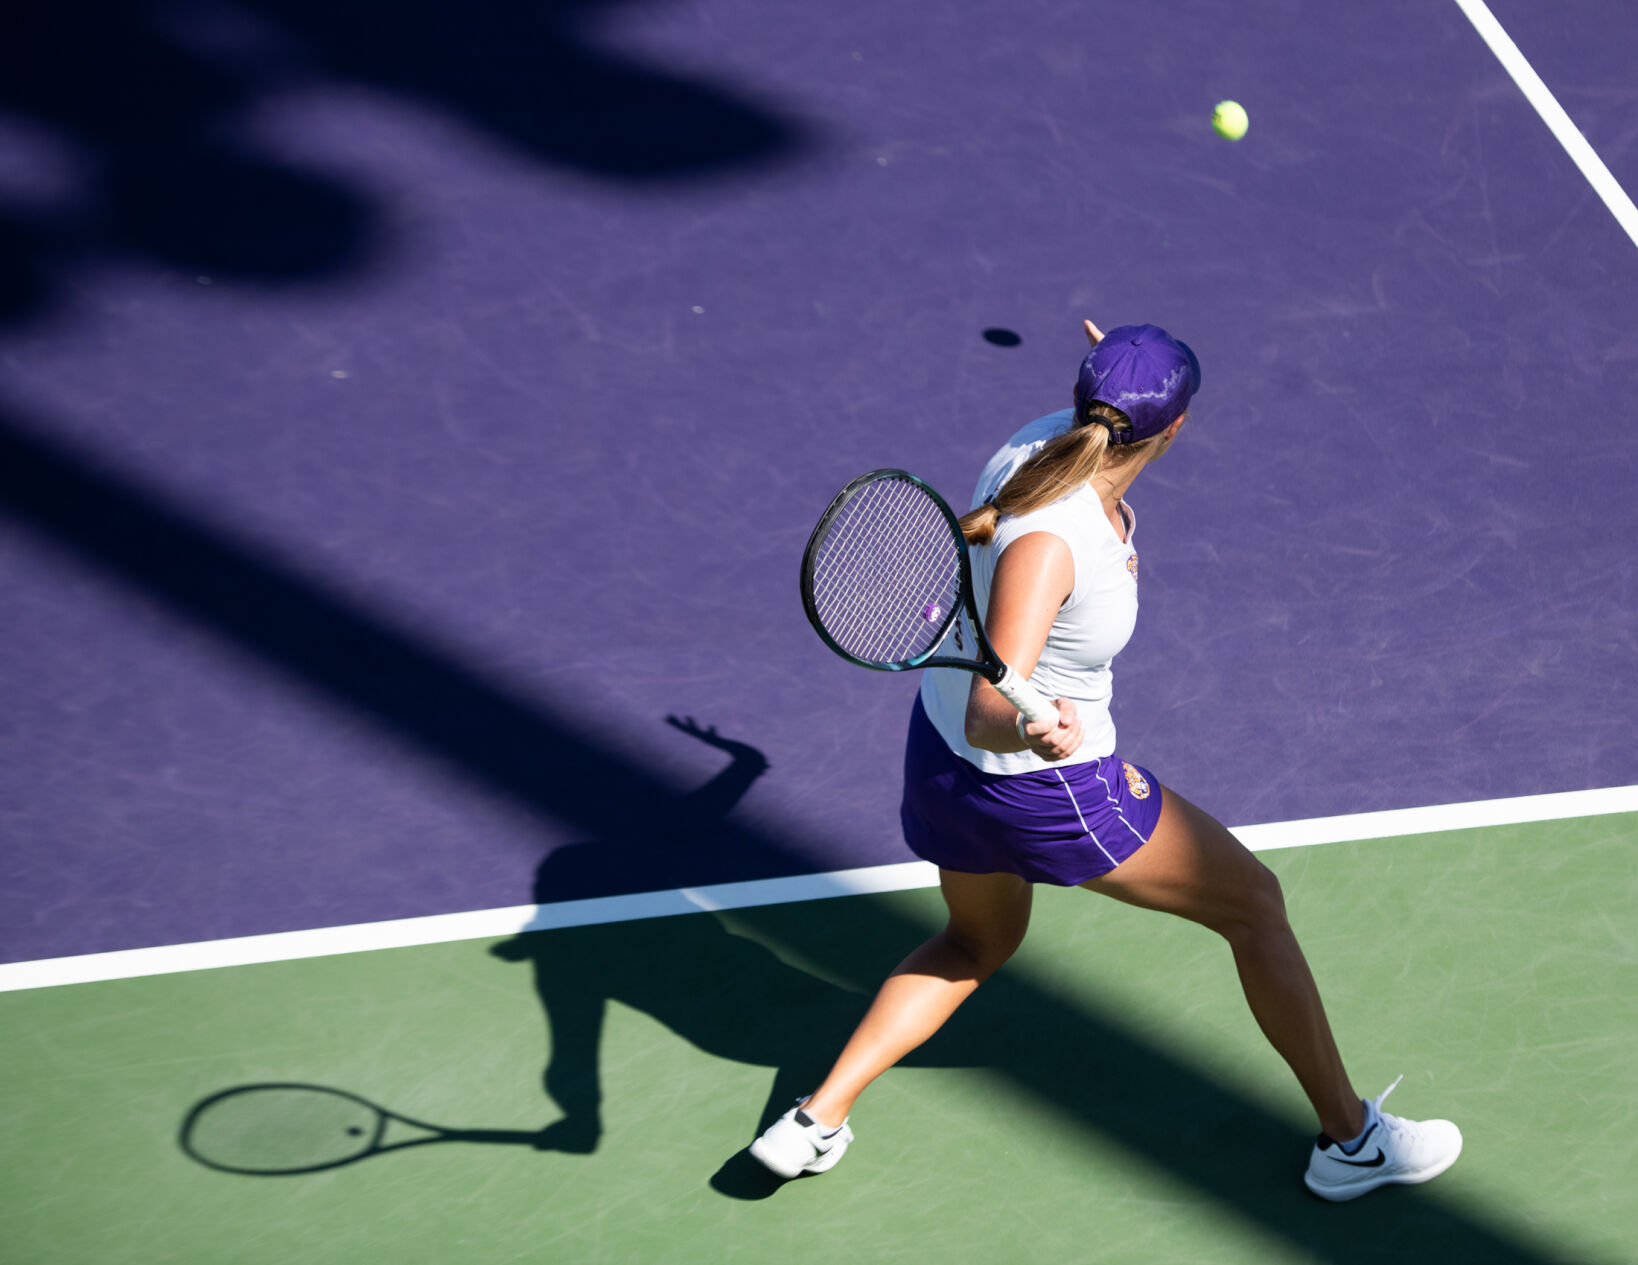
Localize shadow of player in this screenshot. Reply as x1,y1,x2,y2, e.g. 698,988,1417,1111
491,715,956,1196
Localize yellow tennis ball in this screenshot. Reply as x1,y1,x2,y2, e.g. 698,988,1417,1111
1212,100,1249,141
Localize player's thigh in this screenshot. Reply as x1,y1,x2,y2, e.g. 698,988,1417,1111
939,868,1033,965
1078,786,1284,936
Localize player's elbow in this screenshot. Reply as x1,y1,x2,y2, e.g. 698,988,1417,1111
963,707,1001,752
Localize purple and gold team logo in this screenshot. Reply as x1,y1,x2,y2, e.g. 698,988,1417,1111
1127,552,1139,579
1121,762,1151,799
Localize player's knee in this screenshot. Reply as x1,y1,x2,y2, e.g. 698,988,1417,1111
945,919,1025,978
1217,860,1289,942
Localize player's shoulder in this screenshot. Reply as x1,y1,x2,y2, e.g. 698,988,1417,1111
996,483,1094,540
1001,408,1076,453
971,409,1075,509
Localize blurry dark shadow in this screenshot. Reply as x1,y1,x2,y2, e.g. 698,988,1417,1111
219,0,807,179
0,401,1579,1262
0,0,811,325
0,406,808,899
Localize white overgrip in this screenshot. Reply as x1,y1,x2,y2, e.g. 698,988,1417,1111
992,663,1060,726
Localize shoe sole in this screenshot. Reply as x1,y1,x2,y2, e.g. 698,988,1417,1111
1305,1147,1462,1202
749,1128,852,1179
748,1136,806,1179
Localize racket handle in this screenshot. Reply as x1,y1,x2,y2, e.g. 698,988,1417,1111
992,664,1060,727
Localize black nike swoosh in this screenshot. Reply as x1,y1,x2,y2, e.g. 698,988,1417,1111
1335,1148,1387,1168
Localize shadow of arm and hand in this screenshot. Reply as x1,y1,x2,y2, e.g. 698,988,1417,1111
661,715,770,838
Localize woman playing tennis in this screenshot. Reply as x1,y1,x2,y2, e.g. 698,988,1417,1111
753,321,1462,1201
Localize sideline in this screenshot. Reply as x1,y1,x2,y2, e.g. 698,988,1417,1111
1453,0,1638,248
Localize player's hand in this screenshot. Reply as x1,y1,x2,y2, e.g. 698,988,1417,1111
666,714,769,770
1083,319,1104,348
1020,697,1082,761
534,1114,601,1154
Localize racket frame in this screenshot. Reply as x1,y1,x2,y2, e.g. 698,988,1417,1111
180,1081,553,1175
800,469,1057,724
180,1082,391,1175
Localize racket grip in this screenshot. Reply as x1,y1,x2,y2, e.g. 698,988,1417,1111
992,664,1060,727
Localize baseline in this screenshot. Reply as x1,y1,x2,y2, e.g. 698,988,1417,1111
4,784,1635,993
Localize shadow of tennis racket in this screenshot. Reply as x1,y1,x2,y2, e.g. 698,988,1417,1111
180,1083,548,1175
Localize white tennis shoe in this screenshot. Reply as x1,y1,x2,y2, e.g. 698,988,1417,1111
1304,1076,1462,1201
749,1102,853,1179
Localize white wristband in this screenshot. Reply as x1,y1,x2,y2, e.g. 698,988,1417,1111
1016,712,1033,745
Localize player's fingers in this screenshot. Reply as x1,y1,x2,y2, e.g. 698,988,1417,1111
1041,727,1082,761
1023,702,1079,756
1083,319,1103,347
1030,707,1078,748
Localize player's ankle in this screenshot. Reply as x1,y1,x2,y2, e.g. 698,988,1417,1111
797,1096,846,1132
1319,1098,1370,1149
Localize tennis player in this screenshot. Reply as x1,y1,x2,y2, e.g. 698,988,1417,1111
752,322,1462,1200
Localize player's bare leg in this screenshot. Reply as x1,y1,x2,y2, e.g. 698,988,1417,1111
1081,787,1366,1142
799,868,1033,1129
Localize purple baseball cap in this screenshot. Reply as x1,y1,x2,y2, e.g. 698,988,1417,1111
1073,324,1201,443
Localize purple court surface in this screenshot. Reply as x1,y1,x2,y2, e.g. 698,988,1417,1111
3,0,1635,964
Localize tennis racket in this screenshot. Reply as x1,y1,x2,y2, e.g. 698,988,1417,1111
180,1082,544,1175
800,469,1058,726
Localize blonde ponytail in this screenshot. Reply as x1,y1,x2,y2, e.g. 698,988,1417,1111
960,406,1155,544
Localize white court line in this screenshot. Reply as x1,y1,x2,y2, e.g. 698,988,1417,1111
1453,0,1638,249
4,784,1637,993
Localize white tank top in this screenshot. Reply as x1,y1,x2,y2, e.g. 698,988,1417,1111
919,409,1140,773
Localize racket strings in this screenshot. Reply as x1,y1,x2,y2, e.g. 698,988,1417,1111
184,1086,383,1173
810,477,960,665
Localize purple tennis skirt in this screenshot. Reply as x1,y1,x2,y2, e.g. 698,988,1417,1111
900,695,1164,885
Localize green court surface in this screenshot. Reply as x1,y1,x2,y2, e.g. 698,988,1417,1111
3,815,1634,1265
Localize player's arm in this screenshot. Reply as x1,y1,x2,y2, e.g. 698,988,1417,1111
965,531,1082,758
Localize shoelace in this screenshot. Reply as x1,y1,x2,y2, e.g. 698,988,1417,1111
1372,1074,1408,1138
